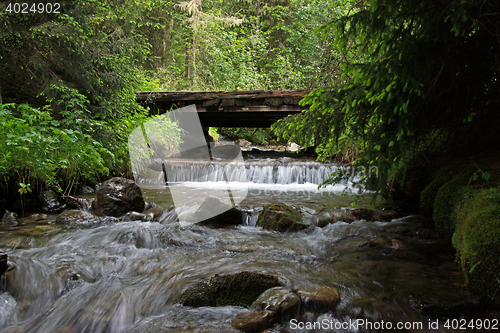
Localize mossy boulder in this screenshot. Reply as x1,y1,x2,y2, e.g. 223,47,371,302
432,168,475,237
257,202,306,232
420,167,453,218
179,271,283,307
453,188,500,305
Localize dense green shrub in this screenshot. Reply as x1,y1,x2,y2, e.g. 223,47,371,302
218,127,277,146
0,102,109,188
0,99,180,212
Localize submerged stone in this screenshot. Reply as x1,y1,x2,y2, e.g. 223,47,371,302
179,271,283,307
231,310,277,332
92,177,145,217
257,202,306,232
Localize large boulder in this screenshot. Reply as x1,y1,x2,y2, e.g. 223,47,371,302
187,196,242,227
93,178,145,217
257,202,306,232
179,271,283,307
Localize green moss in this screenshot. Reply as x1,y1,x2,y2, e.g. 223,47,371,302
179,271,283,307
454,188,500,305
432,168,476,237
257,202,306,232
420,167,453,218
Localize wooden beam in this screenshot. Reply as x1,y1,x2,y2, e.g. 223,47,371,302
136,89,312,102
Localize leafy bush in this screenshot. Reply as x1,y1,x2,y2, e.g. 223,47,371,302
218,127,276,145
0,102,109,191
0,98,180,212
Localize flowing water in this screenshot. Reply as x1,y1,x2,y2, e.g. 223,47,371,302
0,156,496,333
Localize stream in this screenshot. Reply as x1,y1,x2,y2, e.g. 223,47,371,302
0,153,496,333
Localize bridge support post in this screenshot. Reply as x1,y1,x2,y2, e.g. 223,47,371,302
202,126,214,160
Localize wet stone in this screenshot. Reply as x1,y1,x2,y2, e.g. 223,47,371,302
179,271,283,307
257,202,306,232
121,211,153,222
350,208,398,222
360,238,391,247
55,210,101,226
62,195,93,210
1,211,18,226
41,190,63,212
92,177,145,217
231,310,277,332
380,224,410,234
297,286,341,311
251,287,300,315
390,239,405,249
25,213,48,223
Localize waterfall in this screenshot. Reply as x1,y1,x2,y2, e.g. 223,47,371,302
137,158,343,186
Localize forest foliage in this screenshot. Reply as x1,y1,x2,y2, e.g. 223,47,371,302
272,0,500,196
1,0,499,207
0,0,348,208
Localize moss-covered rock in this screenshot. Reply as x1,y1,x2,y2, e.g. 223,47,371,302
420,167,453,218
432,168,475,237
179,271,283,307
387,161,430,212
257,202,306,232
453,188,500,305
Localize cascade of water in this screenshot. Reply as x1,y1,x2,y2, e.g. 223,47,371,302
138,158,344,185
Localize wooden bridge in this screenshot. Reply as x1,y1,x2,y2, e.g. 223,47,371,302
136,89,311,127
